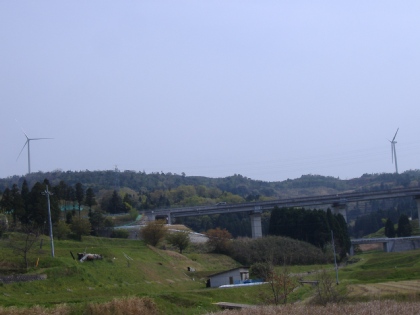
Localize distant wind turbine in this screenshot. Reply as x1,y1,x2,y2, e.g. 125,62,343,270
16,122,53,174
389,128,399,174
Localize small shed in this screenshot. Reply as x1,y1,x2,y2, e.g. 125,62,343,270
207,267,250,288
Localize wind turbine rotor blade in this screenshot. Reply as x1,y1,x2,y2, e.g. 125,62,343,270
16,141,28,161
392,128,399,141
30,137,54,140
15,119,29,139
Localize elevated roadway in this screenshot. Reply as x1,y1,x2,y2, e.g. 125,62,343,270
145,187,420,238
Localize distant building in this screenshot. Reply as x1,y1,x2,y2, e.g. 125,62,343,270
207,267,249,288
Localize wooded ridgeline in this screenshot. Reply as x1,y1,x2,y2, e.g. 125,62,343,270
1,169,420,238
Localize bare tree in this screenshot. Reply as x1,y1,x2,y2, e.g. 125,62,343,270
251,261,297,305
8,225,40,270
267,264,297,305
312,269,345,305
205,228,232,254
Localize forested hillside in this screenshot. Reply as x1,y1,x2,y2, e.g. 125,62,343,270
0,170,354,198
2,169,419,199
1,169,420,238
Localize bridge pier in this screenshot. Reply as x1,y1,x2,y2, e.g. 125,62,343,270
332,205,348,223
349,245,354,256
250,206,263,238
146,212,156,222
383,241,393,253
416,197,420,228
145,211,172,224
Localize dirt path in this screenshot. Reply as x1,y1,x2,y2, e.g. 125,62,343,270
349,280,420,297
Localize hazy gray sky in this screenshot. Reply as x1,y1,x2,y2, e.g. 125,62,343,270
2,1,420,182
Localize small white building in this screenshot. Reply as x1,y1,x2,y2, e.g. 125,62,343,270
207,267,250,288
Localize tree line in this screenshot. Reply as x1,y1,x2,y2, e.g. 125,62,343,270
351,209,415,238
8,169,420,203
0,179,131,240
268,207,350,260
1,170,418,242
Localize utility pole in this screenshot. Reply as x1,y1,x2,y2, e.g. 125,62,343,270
42,185,55,258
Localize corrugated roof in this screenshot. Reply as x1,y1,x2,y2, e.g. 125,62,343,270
207,266,249,278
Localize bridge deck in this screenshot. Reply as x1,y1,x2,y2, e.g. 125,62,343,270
146,187,420,218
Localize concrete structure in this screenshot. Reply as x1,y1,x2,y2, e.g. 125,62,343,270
350,236,420,255
207,267,250,288
213,302,254,309
249,206,262,238
145,187,420,239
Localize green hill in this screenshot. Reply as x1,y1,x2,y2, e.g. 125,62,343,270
2,234,420,314
0,235,243,314
2,169,420,200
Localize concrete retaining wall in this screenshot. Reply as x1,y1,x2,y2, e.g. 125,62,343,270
391,239,420,253
0,274,47,284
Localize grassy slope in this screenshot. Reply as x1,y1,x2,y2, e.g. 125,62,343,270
340,250,420,284
0,235,258,314
3,236,420,313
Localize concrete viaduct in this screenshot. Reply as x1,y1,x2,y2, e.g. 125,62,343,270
350,236,420,255
145,187,420,239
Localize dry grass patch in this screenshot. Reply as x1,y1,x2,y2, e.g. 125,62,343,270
86,297,158,315
0,297,158,315
161,249,191,260
0,304,70,315
205,300,420,315
349,280,420,297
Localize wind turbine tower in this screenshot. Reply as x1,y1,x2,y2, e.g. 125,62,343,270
390,128,399,174
16,126,53,174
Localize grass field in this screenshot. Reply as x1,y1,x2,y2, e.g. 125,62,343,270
2,234,420,314
0,234,256,314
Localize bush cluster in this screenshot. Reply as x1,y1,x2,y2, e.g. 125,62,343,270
228,236,331,266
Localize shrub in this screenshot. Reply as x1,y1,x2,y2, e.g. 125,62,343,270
70,217,92,241
250,262,272,280
140,220,167,247
166,230,190,253
110,229,129,239
54,221,70,240
205,228,232,254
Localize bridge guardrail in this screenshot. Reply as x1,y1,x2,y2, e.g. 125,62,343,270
145,187,420,219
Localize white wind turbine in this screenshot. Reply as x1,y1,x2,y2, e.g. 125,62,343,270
389,128,399,174
16,123,53,174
